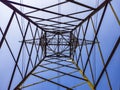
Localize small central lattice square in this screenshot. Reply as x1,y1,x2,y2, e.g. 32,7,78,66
40,31,79,57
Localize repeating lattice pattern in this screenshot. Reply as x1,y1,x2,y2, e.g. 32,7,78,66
0,0,120,90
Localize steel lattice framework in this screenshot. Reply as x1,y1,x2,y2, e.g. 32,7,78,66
0,0,120,90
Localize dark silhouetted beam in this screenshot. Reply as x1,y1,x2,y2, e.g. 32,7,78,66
0,0,45,31
94,36,120,89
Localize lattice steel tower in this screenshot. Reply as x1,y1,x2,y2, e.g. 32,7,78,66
0,0,120,90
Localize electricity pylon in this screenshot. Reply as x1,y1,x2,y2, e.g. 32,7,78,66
0,0,120,90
